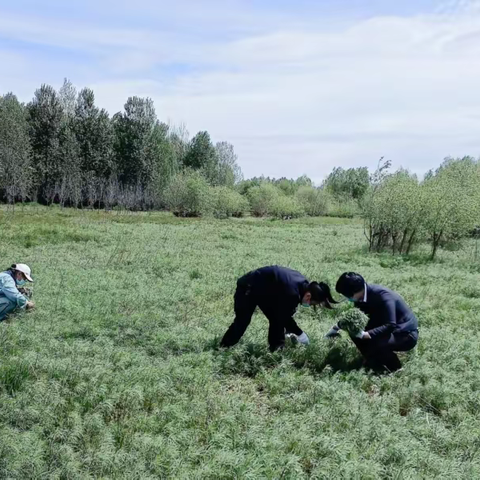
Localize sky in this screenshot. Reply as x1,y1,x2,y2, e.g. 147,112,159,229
1,0,480,183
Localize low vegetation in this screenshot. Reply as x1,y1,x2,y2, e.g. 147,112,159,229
1,207,480,478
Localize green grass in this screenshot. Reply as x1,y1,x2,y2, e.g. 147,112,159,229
1,206,480,479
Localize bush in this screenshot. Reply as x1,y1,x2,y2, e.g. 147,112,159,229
328,196,360,218
210,186,249,218
247,183,280,217
362,157,480,258
163,170,211,217
295,186,331,216
270,195,305,219
324,166,370,200
247,183,305,218
422,157,480,259
363,169,422,254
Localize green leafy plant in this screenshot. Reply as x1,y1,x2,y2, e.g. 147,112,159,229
338,309,369,337
163,170,212,217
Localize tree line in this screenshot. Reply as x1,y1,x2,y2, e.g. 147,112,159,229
0,79,242,209
2,80,479,260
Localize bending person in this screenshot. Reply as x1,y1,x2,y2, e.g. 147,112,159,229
326,272,418,372
221,265,337,352
0,264,35,322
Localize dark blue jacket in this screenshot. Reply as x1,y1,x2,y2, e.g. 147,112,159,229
356,284,418,339
238,265,309,316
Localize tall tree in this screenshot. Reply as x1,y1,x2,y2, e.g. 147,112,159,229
214,141,243,187
147,122,178,193
324,167,370,199
168,122,189,168
422,157,480,259
184,131,217,179
27,84,64,202
74,88,114,179
0,94,32,203
113,96,158,185
57,119,82,207
58,78,77,118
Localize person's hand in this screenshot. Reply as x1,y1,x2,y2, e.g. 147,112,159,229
296,332,310,345
361,331,371,340
325,326,341,339
26,301,35,310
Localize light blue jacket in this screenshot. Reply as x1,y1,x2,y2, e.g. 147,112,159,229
0,271,28,309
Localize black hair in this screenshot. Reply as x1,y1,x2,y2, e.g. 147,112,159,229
335,272,365,297
307,281,338,309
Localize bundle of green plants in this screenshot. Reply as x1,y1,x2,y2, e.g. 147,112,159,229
338,309,369,337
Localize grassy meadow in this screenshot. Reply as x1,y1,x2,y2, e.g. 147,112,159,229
1,206,480,479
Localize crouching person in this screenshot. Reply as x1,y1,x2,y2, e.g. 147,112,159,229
220,265,337,352
0,264,35,322
326,272,418,372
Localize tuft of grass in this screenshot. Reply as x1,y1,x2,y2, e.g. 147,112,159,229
0,360,32,395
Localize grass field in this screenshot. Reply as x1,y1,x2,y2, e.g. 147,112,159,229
1,206,480,479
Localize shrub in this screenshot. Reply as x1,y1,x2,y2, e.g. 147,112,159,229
247,183,280,217
324,166,370,200
295,187,331,216
163,170,211,217
328,196,360,218
363,169,423,254
422,157,480,259
269,195,305,219
210,186,249,218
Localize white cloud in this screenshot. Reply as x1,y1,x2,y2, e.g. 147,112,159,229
1,1,480,180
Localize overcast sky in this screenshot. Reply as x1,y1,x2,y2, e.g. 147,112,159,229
1,0,480,183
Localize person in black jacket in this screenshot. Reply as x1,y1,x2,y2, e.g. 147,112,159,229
326,272,418,372
220,265,337,352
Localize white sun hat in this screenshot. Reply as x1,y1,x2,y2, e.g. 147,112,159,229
13,263,33,282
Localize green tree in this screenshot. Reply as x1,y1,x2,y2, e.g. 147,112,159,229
113,96,164,186
364,169,422,254
74,88,114,179
184,132,218,183
325,166,370,199
248,183,280,217
0,94,32,204
210,186,249,218
270,195,305,219
57,120,82,207
275,178,297,196
214,141,243,187
58,78,77,119
27,84,64,201
236,177,264,195
163,170,212,217
295,175,313,188
422,157,480,259
295,186,331,216
146,122,178,198
168,123,190,168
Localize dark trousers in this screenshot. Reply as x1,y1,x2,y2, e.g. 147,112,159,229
220,284,303,352
352,331,418,372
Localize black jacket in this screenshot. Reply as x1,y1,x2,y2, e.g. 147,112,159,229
356,284,418,339
238,265,309,316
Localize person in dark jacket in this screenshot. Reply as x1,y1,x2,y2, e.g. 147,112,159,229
326,272,418,372
220,265,337,352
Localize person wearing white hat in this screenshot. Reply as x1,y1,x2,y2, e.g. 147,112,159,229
0,263,35,321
